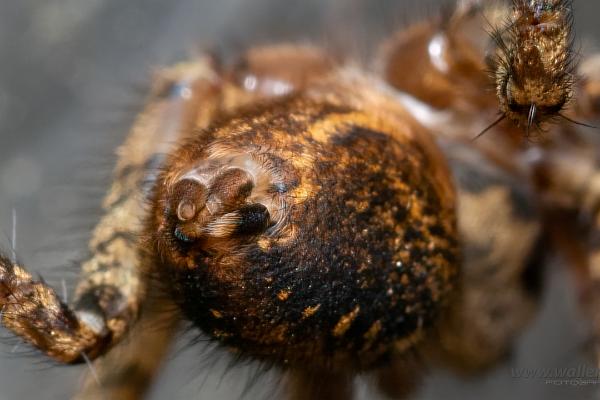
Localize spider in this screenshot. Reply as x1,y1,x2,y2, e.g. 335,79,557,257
1,0,600,399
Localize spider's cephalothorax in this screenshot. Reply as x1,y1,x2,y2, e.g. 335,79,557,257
490,0,576,131
149,77,459,371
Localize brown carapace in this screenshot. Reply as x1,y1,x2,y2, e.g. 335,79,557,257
1,0,600,399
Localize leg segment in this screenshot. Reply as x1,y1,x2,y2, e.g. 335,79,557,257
426,141,543,372
73,298,180,400
374,354,422,399
576,54,600,120
0,45,337,369
0,254,105,362
0,56,222,363
286,369,353,400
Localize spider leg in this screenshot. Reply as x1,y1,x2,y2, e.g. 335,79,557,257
73,297,180,400
0,45,337,379
576,54,600,121
546,180,600,368
378,0,499,114
0,56,223,363
0,254,106,362
424,141,544,372
374,355,422,399
0,130,156,363
286,369,353,400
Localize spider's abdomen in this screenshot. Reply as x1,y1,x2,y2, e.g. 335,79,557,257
149,72,459,371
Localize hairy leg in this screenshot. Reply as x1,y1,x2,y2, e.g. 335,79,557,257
0,47,339,400
286,369,353,400
426,141,543,372
0,57,222,363
73,298,180,400
374,354,422,399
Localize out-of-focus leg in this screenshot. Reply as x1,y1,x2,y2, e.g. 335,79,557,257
426,141,543,373
73,298,180,400
286,369,353,400
0,57,221,363
374,354,422,399
576,54,600,120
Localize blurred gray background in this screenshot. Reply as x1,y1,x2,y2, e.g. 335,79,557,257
0,0,599,399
